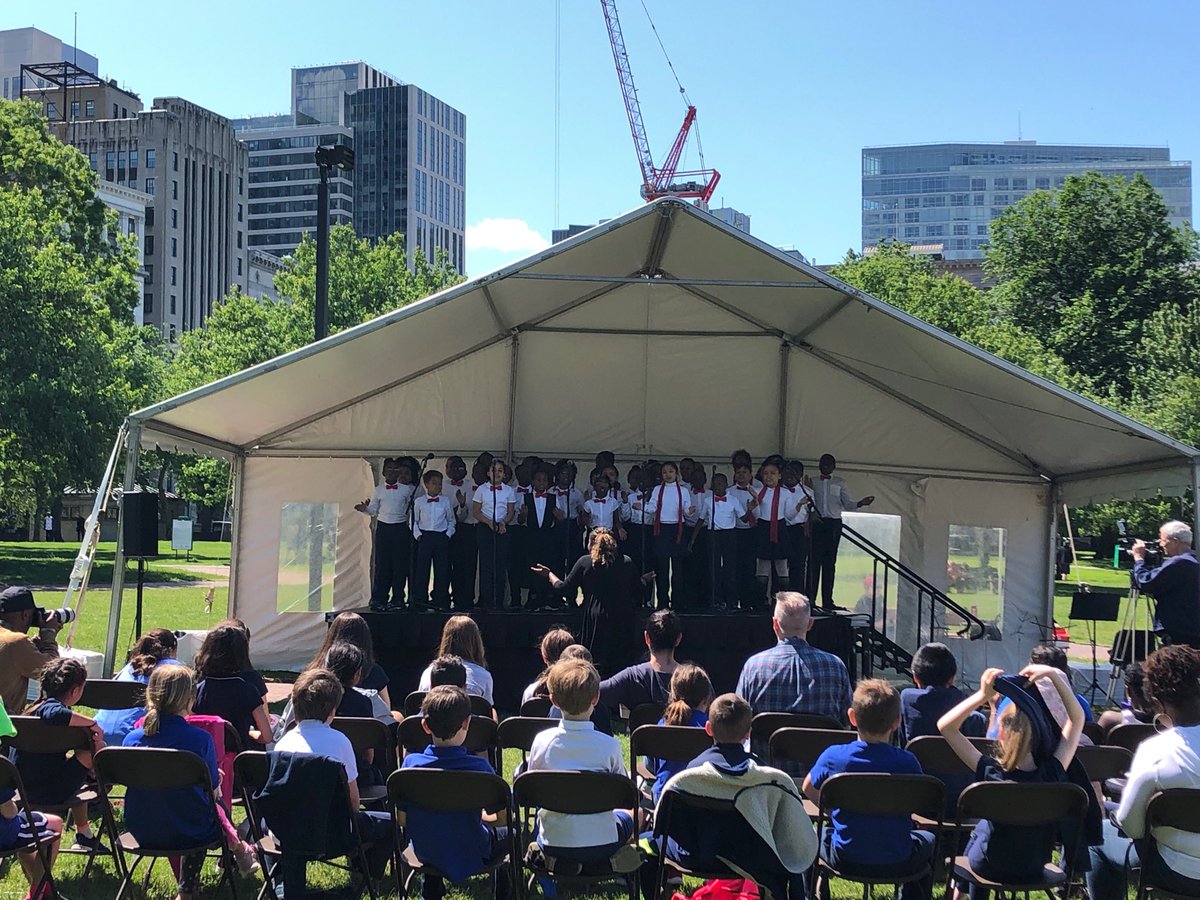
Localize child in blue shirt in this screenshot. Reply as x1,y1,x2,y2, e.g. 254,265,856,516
804,679,934,900
399,685,508,900
649,664,712,802
899,642,986,745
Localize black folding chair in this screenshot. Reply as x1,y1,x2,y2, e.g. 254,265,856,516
628,725,713,807
905,735,995,825
94,746,240,900
398,715,500,772
948,781,1089,899
1107,723,1157,755
520,697,553,718
512,771,642,900
7,716,104,877
0,757,61,900
1074,744,1133,803
332,716,397,807
387,768,518,900
235,750,381,900
752,712,844,746
627,703,666,733
812,773,945,900
1137,789,1200,900
79,679,144,711
496,717,557,780
405,690,493,719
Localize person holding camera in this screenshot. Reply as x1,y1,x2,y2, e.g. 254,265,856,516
1133,521,1200,649
0,587,65,715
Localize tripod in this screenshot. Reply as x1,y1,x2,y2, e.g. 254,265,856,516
1068,588,1120,707
1106,580,1158,704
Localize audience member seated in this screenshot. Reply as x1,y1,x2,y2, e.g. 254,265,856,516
398,685,510,900
217,618,271,733
0,775,62,899
311,612,395,715
648,693,816,900
428,655,467,689
522,628,576,705
546,645,613,735
0,587,62,717
804,679,933,900
418,616,494,705
736,593,853,765
899,642,986,744
274,669,394,891
95,627,181,745
986,642,1094,739
1087,646,1200,900
123,664,258,896
1097,660,1154,734
647,664,712,802
528,659,632,862
14,658,106,854
599,610,681,713
326,643,374,720
193,623,272,748
938,664,1084,898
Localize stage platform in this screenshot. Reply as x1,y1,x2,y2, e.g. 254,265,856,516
354,607,856,712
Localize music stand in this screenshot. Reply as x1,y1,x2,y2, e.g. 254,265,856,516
1070,589,1121,705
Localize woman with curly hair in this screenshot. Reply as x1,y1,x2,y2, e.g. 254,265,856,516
1087,645,1200,900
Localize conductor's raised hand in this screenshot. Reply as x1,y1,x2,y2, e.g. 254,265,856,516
354,499,370,512
530,564,552,580
857,496,875,508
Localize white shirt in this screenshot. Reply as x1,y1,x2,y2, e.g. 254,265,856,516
417,660,495,705
1116,724,1200,878
363,481,416,525
811,474,857,520
727,484,758,529
639,483,694,524
583,496,621,530
684,488,709,526
528,719,627,847
702,491,749,531
622,491,650,524
786,485,815,525
753,486,800,527
552,486,584,520
445,478,475,523
508,485,532,526
412,493,457,539
473,483,516,524
275,719,358,784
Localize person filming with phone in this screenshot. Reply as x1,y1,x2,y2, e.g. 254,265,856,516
1132,521,1200,649
0,586,72,714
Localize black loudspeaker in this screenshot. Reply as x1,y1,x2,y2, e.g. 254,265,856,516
122,492,159,558
1110,629,1157,666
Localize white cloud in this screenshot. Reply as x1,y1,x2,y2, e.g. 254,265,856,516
466,218,550,254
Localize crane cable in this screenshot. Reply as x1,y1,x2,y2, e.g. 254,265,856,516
636,0,705,169
554,0,562,227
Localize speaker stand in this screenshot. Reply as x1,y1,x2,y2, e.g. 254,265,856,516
134,558,145,640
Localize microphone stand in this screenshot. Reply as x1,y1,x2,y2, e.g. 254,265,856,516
707,471,717,613
491,483,499,610
409,453,434,609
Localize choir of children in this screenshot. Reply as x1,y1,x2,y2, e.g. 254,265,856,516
357,450,872,612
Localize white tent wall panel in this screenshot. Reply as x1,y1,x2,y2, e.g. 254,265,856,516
234,457,373,670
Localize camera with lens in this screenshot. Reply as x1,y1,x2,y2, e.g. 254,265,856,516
1118,537,1163,568
35,607,76,628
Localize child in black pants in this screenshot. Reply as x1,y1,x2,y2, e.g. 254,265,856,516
413,470,457,610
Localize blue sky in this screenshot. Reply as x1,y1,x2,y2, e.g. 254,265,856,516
11,1,1199,275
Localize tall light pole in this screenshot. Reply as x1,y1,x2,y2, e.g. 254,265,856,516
309,144,354,610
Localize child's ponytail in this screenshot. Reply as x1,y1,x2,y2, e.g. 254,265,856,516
663,664,713,727
143,664,195,737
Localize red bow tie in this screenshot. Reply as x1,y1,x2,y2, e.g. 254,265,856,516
715,496,727,502
517,487,529,493
385,484,398,490
426,497,440,503
535,492,549,499
820,474,831,480
450,479,464,486
489,485,502,491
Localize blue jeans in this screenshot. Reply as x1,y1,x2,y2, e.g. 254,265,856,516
1087,820,1200,900
809,830,934,900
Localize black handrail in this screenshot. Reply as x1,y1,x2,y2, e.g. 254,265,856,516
840,521,988,646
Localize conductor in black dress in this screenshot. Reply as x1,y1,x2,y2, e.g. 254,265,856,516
531,527,654,675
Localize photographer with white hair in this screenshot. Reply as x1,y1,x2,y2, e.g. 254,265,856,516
1133,521,1200,648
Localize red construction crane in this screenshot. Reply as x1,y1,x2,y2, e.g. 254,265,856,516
599,0,720,204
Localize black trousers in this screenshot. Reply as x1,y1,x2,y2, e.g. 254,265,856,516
476,523,509,608
414,531,451,608
653,530,687,609
506,526,528,608
787,523,810,594
683,528,711,608
809,518,843,609
710,529,738,608
371,521,411,607
448,522,476,609
734,528,757,609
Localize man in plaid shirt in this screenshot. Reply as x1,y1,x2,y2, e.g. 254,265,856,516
737,593,853,767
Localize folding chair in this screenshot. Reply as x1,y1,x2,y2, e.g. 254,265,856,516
235,750,382,900
404,691,493,719
1082,721,1105,746
7,716,105,877
628,725,713,810
628,703,666,733
752,712,844,747
94,746,240,900
398,715,500,771
520,697,553,718
496,717,557,780
948,781,1089,899
332,717,397,807
0,757,61,900
1074,744,1133,803
904,736,994,825
768,727,857,815
512,771,641,900
79,679,144,711
812,773,945,900
1137,789,1200,900
386,768,518,900
1107,723,1157,754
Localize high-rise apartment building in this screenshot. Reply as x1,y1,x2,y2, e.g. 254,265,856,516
862,141,1193,261
70,97,249,337
0,27,97,102
349,84,466,273
292,62,397,127
709,206,751,234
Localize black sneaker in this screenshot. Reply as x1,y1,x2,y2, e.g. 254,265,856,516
71,831,110,855
368,602,387,612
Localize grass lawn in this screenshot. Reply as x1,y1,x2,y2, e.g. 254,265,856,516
0,540,230,587
1054,560,1142,650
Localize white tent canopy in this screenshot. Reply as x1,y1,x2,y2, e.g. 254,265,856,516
114,198,1200,674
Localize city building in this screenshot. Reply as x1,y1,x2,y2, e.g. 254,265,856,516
861,141,1193,261
0,26,96,102
292,61,398,127
247,249,284,303
69,96,249,338
20,61,141,129
349,83,466,273
552,221,610,243
96,181,152,324
709,206,751,234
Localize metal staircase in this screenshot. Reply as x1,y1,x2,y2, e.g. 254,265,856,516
838,522,988,678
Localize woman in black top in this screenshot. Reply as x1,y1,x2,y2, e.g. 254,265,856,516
532,528,651,674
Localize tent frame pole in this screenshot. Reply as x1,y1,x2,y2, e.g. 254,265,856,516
226,452,245,617
777,342,790,453
506,333,519,462
1192,460,1200,547
103,423,141,676
1045,482,1062,642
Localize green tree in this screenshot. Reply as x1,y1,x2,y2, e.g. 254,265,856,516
985,172,1200,397
0,99,164,525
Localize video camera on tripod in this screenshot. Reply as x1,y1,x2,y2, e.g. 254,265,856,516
1116,536,1164,568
